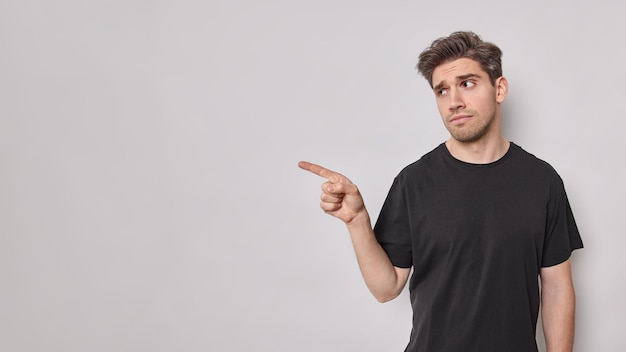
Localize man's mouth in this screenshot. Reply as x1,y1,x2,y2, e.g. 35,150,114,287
449,114,472,125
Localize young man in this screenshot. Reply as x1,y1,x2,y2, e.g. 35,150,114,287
299,31,583,351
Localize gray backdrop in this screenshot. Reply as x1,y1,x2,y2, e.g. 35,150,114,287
1,0,624,351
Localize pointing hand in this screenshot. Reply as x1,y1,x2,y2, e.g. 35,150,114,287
298,161,366,224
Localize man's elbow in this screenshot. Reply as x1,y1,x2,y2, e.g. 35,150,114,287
373,290,401,303
369,267,410,303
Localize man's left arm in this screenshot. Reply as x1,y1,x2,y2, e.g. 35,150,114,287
540,258,576,352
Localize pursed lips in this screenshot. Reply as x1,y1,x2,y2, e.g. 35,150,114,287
449,114,473,125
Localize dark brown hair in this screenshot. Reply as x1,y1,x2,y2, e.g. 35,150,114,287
417,31,502,88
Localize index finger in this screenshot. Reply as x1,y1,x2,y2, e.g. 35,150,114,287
298,161,337,179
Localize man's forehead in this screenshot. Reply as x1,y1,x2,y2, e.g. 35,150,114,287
432,58,485,83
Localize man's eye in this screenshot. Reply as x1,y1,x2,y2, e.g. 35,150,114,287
438,89,448,96
462,81,476,88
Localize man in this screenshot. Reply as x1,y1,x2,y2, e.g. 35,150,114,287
299,31,583,351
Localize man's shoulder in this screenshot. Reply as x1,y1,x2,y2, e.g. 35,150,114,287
397,143,446,176
510,143,560,174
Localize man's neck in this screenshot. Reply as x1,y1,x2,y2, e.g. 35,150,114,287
445,136,510,164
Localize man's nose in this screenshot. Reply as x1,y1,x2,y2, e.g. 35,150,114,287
448,89,465,112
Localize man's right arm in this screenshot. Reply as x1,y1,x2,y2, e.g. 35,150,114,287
299,161,410,302
345,210,411,302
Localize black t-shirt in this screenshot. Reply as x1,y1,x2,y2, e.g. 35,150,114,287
374,142,583,352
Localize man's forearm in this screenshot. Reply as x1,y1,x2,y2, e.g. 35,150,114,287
345,211,409,303
541,263,576,352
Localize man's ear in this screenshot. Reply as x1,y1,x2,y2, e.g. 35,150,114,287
495,76,508,103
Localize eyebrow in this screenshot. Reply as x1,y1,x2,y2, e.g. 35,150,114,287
433,73,482,91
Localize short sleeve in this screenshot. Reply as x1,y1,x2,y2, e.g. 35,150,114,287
374,176,413,268
542,176,584,267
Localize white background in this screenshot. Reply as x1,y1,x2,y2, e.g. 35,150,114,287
1,0,624,351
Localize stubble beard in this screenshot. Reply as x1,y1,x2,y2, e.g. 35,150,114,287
446,110,496,143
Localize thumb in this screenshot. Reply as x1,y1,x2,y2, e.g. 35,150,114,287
326,181,360,196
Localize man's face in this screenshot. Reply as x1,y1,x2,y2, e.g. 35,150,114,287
431,58,506,143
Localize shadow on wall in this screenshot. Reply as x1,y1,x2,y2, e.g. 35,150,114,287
501,88,524,142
